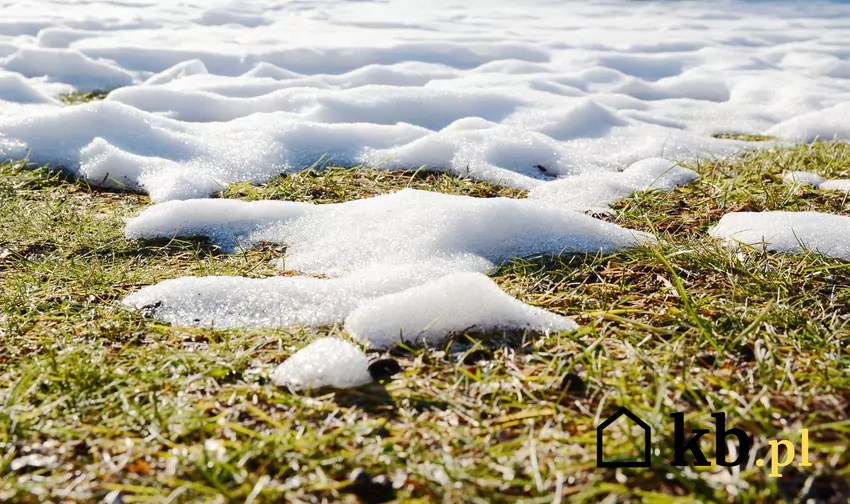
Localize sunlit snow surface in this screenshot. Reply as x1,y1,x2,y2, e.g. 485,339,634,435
345,272,578,349
710,211,850,261
124,189,653,273
4,0,850,351
3,0,850,200
122,189,646,339
271,338,373,390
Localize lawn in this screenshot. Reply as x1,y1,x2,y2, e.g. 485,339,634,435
1,104,849,501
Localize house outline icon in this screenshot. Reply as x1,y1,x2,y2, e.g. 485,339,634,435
596,406,652,468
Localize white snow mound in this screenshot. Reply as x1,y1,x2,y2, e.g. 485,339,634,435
345,272,577,349
0,100,427,202
276,190,655,275
271,338,372,391
0,72,59,104
709,211,850,261
125,189,654,274
1,47,134,90
766,103,850,143
782,171,850,193
121,261,487,329
529,158,699,211
124,198,313,251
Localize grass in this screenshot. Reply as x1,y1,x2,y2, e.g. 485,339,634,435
58,90,111,105
221,166,526,203
1,141,849,503
712,133,776,142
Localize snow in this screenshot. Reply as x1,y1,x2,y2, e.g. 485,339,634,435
0,72,59,105
123,198,313,251
709,211,850,261
345,272,577,349
143,60,209,86
126,189,653,274
767,103,850,143
122,262,477,329
783,171,827,187
2,1,850,200
820,179,850,192
1,47,133,90
0,100,427,202
271,338,373,391
122,268,578,348
123,188,633,338
123,189,626,339
529,158,699,212
782,171,850,192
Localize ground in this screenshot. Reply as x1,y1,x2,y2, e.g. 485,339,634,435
1,97,849,503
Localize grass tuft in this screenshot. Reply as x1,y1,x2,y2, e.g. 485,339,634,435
57,90,111,105
220,166,526,202
712,132,776,142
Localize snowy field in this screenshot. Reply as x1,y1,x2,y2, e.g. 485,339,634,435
3,0,850,201
3,0,850,194
2,0,850,378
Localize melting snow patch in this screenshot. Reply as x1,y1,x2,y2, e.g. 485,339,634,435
124,198,313,252
121,261,483,329
709,211,850,261
782,171,827,188
271,338,373,391
345,272,577,349
529,158,699,212
0,100,429,202
272,190,655,275
122,190,647,335
125,189,654,274
782,171,850,193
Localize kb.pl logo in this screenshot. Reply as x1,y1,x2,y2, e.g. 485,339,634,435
596,407,812,477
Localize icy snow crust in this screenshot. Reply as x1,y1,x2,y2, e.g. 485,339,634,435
709,212,850,261
4,1,850,201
